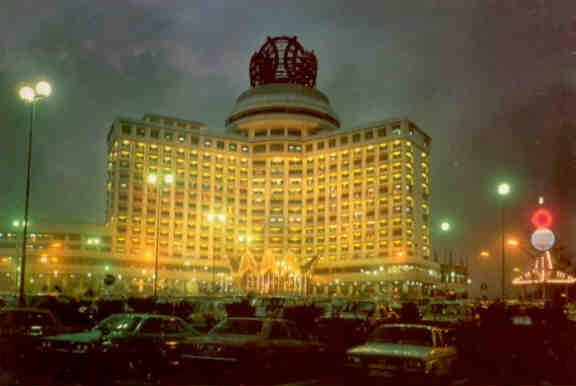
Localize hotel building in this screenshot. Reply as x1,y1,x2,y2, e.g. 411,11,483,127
105,36,440,299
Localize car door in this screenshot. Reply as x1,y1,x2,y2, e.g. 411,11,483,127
161,317,192,340
268,321,308,368
132,317,165,360
158,318,192,362
432,329,457,375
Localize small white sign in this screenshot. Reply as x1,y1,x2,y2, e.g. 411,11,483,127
531,228,555,252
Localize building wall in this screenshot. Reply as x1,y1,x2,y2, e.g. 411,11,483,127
106,114,438,299
0,223,226,296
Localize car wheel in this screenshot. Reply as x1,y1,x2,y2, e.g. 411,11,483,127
344,369,368,386
430,367,450,385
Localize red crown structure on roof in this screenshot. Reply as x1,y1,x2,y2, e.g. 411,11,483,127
249,36,318,88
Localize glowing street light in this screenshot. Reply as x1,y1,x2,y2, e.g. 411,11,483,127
496,181,512,299
238,234,252,243
207,212,226,293
17,80,52,306
86,237,101,246
147,173,158,184
497,182,511,197
506,238,519,248
440,221,452,232
12,220,28,229
35,81,52,97
18,86,35,102
479,250,491,258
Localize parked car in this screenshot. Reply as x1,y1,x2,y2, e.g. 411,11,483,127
0,307,64,372
251,297,287,317
39,313,200,382
178,317,326,375
187,299,229,331
421,301,475,324
346,323,457,381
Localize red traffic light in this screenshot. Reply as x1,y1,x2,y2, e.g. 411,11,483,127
531,208,553,229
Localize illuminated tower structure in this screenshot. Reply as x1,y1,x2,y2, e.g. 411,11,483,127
106,36,439,299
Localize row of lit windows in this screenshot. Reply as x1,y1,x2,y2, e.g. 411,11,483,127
117,121,430,151
111,141,427,164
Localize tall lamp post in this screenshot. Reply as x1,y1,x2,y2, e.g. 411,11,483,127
12,220,27,293
147,172,173,298
439,220,453,296
207,212,226,294
17,81,52,306
497,182,511,299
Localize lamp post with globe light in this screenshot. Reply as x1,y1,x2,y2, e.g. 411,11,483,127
439,220,453,262
497,182,511,299
11,220,27,293
206,212,226,294
147,172,174,298
17,81,52,306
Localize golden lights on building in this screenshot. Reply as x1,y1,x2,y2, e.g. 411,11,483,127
105,36,439,298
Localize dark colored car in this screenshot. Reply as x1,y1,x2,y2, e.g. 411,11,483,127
0,307,63,372
178,317,326,375
39,313,200,382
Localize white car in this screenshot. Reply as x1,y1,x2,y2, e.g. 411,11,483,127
346,323,457,380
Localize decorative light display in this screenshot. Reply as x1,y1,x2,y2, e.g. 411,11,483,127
531,208,553,229
512,251,576,285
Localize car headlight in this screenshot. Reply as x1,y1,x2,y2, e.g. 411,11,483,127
347,355,362,364
41,341,52,349
101,340,118,350
405,359,424,369
73,343,92,353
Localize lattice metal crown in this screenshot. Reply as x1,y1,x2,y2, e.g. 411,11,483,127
249,36,317,88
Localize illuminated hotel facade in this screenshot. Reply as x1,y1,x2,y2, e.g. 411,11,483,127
105,36,440,299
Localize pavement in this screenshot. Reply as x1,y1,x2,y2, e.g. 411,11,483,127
0,372,466,386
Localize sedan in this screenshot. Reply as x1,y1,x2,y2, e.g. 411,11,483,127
346,323,457,381
0,307,63,372
179,317,326,375
39,313,200,382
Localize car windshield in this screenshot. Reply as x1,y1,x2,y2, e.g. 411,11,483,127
10,311,54,327
210,319,263,336
94,314,142,333
356,302,376,313
369,326,433,346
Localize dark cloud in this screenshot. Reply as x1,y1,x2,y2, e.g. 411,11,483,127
1,0,575,296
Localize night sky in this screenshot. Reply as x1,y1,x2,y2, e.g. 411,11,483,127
1,0,575,296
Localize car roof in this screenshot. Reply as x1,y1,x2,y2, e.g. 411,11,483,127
1,307,54,314
225,317,290,323
374,323,438,331
104,313,183,320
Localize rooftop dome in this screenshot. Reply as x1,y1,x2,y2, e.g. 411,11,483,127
227,36,339,135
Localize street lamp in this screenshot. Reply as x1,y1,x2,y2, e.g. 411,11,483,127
147,172,173,298
506,238,519,248
479,250,491,258
206,212,226,294
440,221,452,233
11,220,27,293
438,220,454,263
497,181,511,299
17,80,52,306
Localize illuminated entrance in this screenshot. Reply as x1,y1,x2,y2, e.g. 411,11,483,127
235,252,309,295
